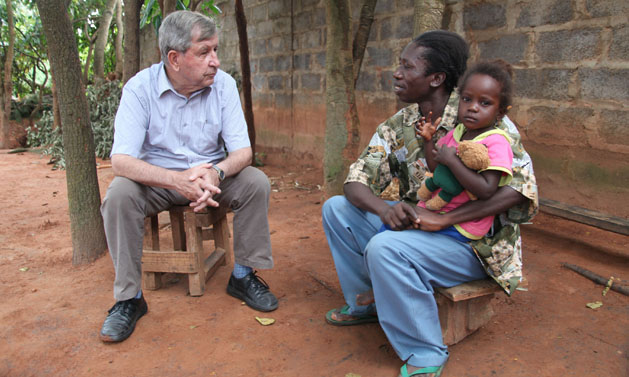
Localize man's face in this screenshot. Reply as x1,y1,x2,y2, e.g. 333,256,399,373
393,45,432,103
176,32,220,91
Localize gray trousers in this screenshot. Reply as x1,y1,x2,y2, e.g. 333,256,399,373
101,166,273,301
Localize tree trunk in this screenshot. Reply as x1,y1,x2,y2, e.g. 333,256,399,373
49,46,62,130
352,0,376,86
93,0,118,81
162,0,176,17
122,0,142,84
413,0,444,36
82,34,95,84
36,0,107,265
234,0,256,160
324,0,361,195
1,0,15,149
114,0,124,79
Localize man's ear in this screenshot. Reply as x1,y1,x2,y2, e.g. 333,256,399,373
167,50,180,71
430,72,446,88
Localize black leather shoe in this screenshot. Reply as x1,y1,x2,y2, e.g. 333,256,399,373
227,272,279,312
100,295,148,343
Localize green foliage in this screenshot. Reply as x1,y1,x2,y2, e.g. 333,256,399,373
26,80,122,170
12,94,52,122
1,0,49,100
140,0,222,33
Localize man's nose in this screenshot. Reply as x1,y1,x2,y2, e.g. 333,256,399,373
209,53,220,67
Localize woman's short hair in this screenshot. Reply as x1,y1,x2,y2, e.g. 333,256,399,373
159,11,217,64
411,31,469,93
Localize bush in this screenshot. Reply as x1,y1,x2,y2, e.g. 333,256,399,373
26,80,122,170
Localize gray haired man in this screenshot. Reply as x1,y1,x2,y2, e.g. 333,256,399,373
100,10,278,343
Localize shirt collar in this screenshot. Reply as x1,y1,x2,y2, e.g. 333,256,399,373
157,62,176,97
156,62,212,99
440,91,459,129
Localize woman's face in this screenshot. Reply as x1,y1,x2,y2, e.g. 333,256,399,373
393,45,434,103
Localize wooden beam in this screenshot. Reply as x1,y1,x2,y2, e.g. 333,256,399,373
540,198,629,236
436,279,501,302
141,250,198,273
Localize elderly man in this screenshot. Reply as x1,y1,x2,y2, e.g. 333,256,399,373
100,10,278,343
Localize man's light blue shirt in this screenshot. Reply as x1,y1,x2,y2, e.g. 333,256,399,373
111,62,250,170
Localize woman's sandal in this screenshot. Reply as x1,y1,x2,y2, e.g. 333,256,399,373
400,363,445,377
325,305,378,326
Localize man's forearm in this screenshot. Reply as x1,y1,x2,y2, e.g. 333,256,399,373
441,185,526,225
111,154,178,189
344,182,390,216
216,147,252,178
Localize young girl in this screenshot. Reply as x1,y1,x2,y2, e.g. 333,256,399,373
415,60,515,242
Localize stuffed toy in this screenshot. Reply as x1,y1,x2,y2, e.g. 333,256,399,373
417,140,491,211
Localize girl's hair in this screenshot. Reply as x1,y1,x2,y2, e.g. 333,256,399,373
458,59,514,115
411,31,469,94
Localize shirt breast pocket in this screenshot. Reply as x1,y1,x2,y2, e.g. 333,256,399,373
192,119,220,154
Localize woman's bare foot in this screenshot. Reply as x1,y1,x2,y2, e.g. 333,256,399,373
398,363,444,377
356,289,375,306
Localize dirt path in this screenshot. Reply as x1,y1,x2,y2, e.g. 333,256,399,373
1,151,627,377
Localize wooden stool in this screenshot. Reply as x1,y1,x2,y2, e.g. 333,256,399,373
436,279,502,345
141,205,232,296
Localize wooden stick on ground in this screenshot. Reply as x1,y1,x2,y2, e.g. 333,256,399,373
561,262,629,296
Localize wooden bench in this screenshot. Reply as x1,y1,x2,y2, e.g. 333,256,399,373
436,279,503,346
141,205,233,296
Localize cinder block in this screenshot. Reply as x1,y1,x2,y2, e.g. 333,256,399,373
585,0,629,17
516,0,573,27
394,15,413,39
609,25,629,61
268,75,284,90
293,53,312,71
301,73,321,90
479,34,528,64
259,56,275,73
464,2,506,30
515,69,573,100
525,106,593,146
356,72,376,92
599,110,629,147
366,46,394,67
537,29,601,63
275,55,291,71
579,68,629,101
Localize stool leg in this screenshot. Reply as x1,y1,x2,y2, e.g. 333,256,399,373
170,209,186,251
185,211,206,296
213,215,232,266
143,215,163,290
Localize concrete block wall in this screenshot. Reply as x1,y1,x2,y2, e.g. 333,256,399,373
214,0,628,217
449,0,629,217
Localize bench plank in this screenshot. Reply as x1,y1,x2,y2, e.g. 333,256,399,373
540,198,629,236
436,279,501,302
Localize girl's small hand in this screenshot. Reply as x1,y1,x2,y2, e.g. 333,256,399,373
432,144,458,165
415,111,441,141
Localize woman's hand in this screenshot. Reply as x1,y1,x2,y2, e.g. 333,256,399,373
380,202,419,231
412,206,451,232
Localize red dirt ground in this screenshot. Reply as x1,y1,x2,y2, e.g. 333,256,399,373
1,150,627,377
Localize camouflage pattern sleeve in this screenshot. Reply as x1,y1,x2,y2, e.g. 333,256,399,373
344,110,406,196
499,116,539,223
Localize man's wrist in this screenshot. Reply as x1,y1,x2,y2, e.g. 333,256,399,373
211,165,225,181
